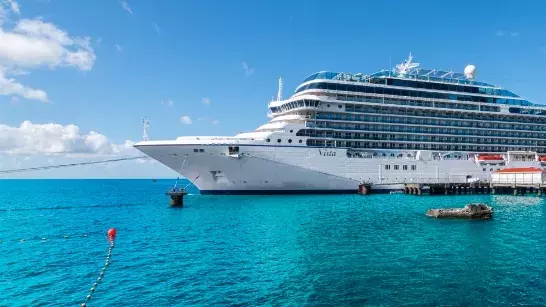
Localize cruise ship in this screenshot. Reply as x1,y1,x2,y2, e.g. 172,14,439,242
134,54,546,194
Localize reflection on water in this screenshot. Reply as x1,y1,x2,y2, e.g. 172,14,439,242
493,195,543,207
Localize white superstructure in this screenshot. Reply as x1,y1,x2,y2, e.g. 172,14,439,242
134,55,546,194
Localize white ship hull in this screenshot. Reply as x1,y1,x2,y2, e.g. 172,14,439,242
136,55,546,194
135,141,540,194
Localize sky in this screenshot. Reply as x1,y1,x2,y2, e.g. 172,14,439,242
1,0,546,178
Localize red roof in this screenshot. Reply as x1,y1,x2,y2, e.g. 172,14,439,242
494,167,545,173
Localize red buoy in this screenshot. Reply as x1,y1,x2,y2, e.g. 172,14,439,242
107,228,117,241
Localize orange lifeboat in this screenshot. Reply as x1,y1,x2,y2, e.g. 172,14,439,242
538,155,546,162
477,154,504,161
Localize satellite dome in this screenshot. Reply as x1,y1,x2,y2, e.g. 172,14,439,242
464,65,476,79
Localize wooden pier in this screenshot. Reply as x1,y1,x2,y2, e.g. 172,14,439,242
404,182,546,196
358,167,546,196
489,183,546,196
404,182,492,196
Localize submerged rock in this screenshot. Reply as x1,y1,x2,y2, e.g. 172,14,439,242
426,203,493,219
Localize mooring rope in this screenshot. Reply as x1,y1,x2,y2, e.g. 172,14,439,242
0,156,149,175
81,229,116,307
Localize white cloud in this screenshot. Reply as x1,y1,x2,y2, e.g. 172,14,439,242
0,14,96,102
0,68,48,101
242,61,255,76
160,99,173,107
115,44,122,52
198,116,219,125
496,30,520,37
0,121,137,156
120,1,133,15
4,0,19,15
180,115,192,125
153,23,160,34
0,19,96,70
6,67,29,75
201,97,210,105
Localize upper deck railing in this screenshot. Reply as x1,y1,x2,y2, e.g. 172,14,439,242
301,69,497,89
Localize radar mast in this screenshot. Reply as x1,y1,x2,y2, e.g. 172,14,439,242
142,118,150,141
395,53,420,76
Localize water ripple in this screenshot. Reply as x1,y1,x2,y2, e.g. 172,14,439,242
1,180,546,305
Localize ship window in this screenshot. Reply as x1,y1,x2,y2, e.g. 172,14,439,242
403,165,408,170
385,165,390,170
299,139,303,143
411,165,416,171
288,139,292,143
290,130,293,133
394,165,399,170
266,138,270,142
327,104,331,108
193,149,198,152
338,104,342,109
199,149,204,152
277,139,281,143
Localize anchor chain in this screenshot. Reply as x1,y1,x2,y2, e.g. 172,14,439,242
81,229,116,307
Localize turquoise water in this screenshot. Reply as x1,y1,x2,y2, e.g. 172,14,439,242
1,180,546,306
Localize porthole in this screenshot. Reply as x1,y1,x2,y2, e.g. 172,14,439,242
299,140,303,143
327,104,330,108
266,138,270,142
338,105,342,109
290,130,293,133
288,139,292,143
277,139,281,143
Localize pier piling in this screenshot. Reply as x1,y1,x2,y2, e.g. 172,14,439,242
166,189,188,207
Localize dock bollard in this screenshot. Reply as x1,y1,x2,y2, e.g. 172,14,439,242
166,189,188,207
357,183,370,195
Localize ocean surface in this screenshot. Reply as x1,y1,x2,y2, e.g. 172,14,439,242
1,179,546,306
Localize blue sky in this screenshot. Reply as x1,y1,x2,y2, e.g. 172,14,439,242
1,0,546,178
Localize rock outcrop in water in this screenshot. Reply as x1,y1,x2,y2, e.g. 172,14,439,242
426,203,493,219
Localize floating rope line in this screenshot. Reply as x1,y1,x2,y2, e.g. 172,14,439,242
0,156,149,175
0,233,90,244
81,228,116,307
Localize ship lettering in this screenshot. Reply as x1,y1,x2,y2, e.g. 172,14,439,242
319,149,336,156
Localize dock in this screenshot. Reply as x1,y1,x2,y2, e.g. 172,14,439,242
489,167,546,196
405,182,491,195
359,167,546,196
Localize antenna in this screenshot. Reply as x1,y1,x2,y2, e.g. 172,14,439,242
395,52,420,76
277,77,283,101
142,118,150,141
